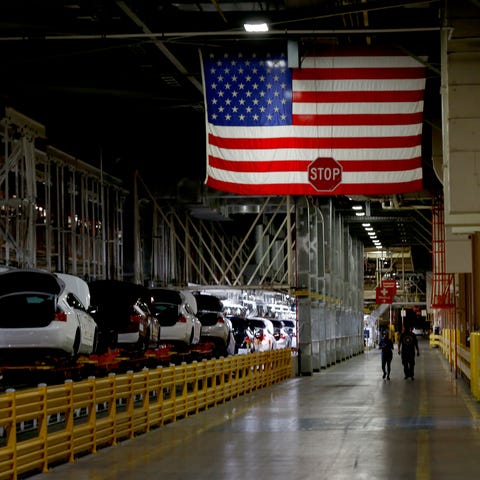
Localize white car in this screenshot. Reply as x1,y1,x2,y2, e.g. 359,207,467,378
280,319,297,349
193,293,233,357
270,319,293,349
149,288,202,348
0,269,98,361
247,317,277,352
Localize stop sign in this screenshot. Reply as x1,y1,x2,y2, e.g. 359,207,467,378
308,157,343,192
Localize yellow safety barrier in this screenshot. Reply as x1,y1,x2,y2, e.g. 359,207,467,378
0,349,292,480
429,329,480,401
470,333,480,401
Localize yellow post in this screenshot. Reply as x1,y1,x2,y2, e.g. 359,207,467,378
470,332,480,400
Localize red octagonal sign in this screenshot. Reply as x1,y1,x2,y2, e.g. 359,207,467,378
308,157,343,192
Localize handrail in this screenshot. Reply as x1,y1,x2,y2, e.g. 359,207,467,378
0,350,293,480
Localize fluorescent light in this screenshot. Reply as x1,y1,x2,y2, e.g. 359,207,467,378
243,22,269,32
355,212,365,216
352,205,363,210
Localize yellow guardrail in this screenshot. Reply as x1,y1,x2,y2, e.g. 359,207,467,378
430,330,480,402
0,349,293,480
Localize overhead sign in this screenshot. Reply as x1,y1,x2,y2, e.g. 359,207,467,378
381,279,397,295
308,157,342,192
376,286,394,304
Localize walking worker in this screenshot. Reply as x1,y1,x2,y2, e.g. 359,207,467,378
398,325,420,380
379,331,394,380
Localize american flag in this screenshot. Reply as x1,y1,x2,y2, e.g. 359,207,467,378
201,46,426,196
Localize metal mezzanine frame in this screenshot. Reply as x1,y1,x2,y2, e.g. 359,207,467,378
0,107,127,279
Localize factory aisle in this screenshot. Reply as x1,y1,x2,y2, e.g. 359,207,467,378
30,338,480,480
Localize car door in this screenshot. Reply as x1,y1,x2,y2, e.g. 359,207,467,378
65,291,97,354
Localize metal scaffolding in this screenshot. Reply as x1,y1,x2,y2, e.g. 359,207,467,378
0,107,127,279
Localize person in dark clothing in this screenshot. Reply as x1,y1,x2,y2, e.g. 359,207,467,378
379,332,394,380
398,326,420,380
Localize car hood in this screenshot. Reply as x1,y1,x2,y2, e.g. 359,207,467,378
0,269,63,297
56,272,91,309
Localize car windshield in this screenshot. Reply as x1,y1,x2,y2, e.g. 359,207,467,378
150,289,181,305
150,302,178,321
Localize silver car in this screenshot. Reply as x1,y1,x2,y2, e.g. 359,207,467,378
0,269,98,361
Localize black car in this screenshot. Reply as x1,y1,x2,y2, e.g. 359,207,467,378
88,280,161,354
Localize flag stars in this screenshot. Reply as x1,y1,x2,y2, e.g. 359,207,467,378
204,52,292,126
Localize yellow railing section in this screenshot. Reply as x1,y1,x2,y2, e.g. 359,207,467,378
0,349,293,480
430,329,480,402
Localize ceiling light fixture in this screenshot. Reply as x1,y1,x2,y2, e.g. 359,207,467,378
243,22,269,32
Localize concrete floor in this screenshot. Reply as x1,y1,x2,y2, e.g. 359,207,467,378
30,338,480,480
